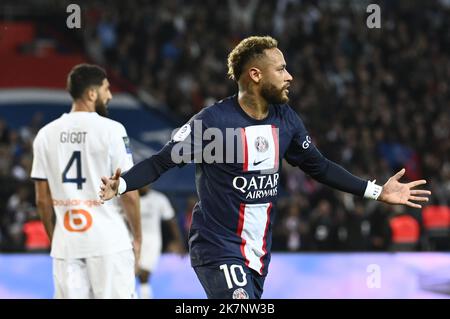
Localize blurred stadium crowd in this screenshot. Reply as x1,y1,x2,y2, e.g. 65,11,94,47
0,0,449,252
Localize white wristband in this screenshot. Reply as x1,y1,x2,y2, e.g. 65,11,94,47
118,177,127,195
364,180,383,200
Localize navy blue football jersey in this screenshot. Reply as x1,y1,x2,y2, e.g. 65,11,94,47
182,95,316,275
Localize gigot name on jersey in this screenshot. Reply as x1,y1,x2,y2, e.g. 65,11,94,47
60,131,88,144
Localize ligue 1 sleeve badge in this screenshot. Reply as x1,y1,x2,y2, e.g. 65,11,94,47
122,136,132,154
173,123,191,142
232,288,249,299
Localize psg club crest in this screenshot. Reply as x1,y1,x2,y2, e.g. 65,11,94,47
254,136,269,153
232,288,249,299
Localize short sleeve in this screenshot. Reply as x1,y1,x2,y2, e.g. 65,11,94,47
110,123,134,174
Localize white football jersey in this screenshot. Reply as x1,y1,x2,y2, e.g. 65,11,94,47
31,111,134,259
140,190,175,248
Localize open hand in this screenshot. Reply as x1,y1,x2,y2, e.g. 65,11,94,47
99,168,121,203
378,168,431,209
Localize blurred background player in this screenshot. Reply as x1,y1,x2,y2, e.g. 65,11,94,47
31,64,141,298
137,185,185,299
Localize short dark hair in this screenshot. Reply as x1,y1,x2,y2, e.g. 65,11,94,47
227,36,278,81
67,64,107,99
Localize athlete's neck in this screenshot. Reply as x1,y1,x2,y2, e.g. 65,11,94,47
71,99,94,113
238,91,269,120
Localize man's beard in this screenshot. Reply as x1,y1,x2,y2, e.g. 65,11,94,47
95,98,108,117
260,81,289,104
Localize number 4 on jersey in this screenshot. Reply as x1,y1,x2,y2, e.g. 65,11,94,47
62,151,86,189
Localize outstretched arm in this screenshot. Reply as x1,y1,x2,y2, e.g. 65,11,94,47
100,109,211,202
292,147,431,208
284,107,431,207
99,140,179,203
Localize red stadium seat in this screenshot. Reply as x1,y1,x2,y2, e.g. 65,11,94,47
0,22,35,55
422,206,450,230
421,206,450,250
23,220,50,251
389,215,420,251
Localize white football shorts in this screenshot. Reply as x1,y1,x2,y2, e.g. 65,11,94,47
53,249,136,299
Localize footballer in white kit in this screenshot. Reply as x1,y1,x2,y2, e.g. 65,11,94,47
137,185,185,298
31,64,141,299
139,188,175,272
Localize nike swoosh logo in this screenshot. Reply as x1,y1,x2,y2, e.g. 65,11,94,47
253,158,269,166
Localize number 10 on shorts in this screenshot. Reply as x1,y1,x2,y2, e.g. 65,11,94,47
219,264,248,289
